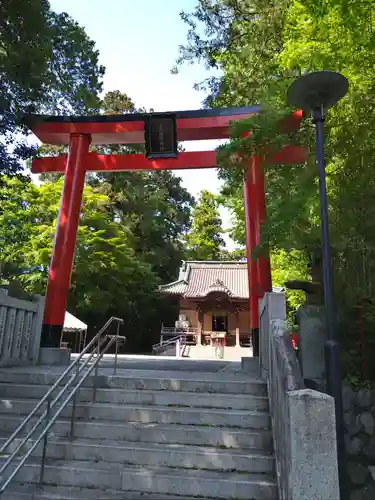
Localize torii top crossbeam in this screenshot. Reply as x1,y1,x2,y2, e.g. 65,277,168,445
25,106,306,350
29,107,305,173
28,106,261,145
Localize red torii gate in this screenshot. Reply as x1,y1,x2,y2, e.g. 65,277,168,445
26,107,306,350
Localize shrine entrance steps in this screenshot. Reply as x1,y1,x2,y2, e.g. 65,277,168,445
0,356,277,500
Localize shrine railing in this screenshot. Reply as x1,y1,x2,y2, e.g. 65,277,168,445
259,292,339,500
152,334,187,356
0,293,44,367
160,327,198,345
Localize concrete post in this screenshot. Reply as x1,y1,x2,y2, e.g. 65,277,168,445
235,309,240,346
286,389,339,499
297,305,326,385
196,326,202,346
235,328,240,347
31,295,44,363
197,308,203,345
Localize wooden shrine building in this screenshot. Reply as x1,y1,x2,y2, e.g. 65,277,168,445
160,260,265,347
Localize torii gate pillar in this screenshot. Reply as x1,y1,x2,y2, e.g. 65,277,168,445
244,156,272,356
41,134,90,347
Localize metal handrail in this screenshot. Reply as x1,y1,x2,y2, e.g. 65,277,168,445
160,327,198,333
152,334,188,357
0,316,122,457
152,333,186,350
0,316,125,495
178,334,187,357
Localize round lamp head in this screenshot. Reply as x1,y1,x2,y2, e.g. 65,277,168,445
287,71,349,111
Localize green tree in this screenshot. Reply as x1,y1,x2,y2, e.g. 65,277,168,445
90,169,195,282
13,89,196,350
0,177,163,351
185,190,226,260
101,90,137,115
176,0,375,378
176,0,317,253
0,0,105,177
176,0,375,293
85,91,195,282
271,249,310,318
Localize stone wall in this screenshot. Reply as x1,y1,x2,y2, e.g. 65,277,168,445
343,383,375,499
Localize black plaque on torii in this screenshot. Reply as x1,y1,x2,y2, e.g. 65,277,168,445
144,113,178,159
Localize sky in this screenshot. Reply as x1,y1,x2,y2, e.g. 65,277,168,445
46,0,235,247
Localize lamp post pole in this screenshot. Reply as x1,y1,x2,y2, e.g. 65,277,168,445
313,105,346,497
287,71,349,499
313,106,336,339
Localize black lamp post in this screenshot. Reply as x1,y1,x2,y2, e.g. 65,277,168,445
287,70,349,498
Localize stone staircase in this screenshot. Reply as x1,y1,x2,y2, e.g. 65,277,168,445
0,358,276,499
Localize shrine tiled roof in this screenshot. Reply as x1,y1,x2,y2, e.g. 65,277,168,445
159,261,250,299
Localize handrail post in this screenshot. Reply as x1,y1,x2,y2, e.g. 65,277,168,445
114,323,120,376
78,328,83,353
114,336,118,376
39,396,51,485
69,355,80,438
92,339,100,403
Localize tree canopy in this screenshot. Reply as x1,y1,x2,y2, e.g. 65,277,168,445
0,169,194,352
9,0,375,360
176,0,375,376
185,190,226,261
1,75,196,351
0,0,105,177
176,0,375,295
87,91,195,283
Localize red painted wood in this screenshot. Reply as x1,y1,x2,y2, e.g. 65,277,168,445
269,144,307,165
32,151,218,173
32,146,307,174
27,109,302,146
279,109,304,132
29,113,255,145
43,134,90,326
252,156,272,297
177,114,254,141
243,167,259,330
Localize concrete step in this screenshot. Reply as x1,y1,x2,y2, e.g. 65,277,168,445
0,415,273,450
0,369,266,395
0,484,219,500
72,355,258,373
73,355,235,372
1,400,270,429
8,461,277,500
0,437,274,473
0,384,268,411
187,346,252,361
